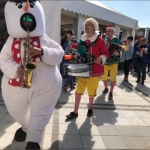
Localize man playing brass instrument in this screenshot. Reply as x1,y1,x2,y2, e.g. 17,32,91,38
0,0,64,149
102,25,121,100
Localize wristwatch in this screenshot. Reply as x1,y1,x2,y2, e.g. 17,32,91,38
41,48,43,56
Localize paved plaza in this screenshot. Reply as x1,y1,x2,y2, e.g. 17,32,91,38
0,70,150,150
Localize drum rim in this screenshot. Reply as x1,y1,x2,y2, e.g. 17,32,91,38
67,64,91,73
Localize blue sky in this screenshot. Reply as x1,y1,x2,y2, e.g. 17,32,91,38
100,1,150,27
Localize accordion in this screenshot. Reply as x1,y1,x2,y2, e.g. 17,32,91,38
107,42,122,57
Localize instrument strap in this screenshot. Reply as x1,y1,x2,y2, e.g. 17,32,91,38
81,36,99,52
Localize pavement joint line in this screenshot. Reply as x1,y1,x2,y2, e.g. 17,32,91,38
50,101,60,149
59,105,150,110
59,101,150,108
58,105,150,111
40,102,60,149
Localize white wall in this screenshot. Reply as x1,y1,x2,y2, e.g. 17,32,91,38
145,27,149,42
114,24,120,38
77,14,87,42
126,30,130,38
40,0,61,70
40,0,61,43
121,30,127,42
131,29,135,44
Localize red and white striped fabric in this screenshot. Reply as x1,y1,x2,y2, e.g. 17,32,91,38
74,93,81,114
88,97,94,109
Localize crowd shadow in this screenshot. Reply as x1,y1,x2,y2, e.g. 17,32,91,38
93,94,118,126
135,83,150,97
50,91,119,149
118,81,134,93
59,78,77,108
2,140,26,150
59,92,72,109
0,71,18,149
0,117,23,150
50,117,95,150
117,70,124,77
118,71,150,96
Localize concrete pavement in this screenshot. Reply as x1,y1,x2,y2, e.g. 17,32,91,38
0,69,150,150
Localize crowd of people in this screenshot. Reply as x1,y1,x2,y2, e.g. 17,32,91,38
0,0,150,150
60,18,150,119
0,0,149,147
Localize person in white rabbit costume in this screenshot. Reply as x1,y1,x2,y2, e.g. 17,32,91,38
0,0,64,149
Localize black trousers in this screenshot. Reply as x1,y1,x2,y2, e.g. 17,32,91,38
123,59,132,75
136,62,147,81
148,63,150,72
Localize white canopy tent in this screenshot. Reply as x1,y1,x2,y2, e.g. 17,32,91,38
61,0,138,29
0,0,138,42
40,0,138,42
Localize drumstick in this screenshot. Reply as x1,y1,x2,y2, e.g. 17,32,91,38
86,60,102,65
76,62,94,66
85,62,95,64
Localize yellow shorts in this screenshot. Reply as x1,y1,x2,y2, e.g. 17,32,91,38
101,64,118,82
75,76,100,97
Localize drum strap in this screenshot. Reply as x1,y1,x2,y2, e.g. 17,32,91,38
81,36,99,64
82,36,99,52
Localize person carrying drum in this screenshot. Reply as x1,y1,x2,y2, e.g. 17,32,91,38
66,18,109,118
101,25,121,100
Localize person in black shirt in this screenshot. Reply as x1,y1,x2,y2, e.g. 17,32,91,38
133,37,150,85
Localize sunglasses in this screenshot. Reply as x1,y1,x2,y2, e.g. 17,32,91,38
22,16,33,23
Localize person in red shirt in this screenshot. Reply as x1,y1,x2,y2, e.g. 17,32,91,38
66,18,109,118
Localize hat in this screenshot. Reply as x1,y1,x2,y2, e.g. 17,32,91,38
105,24,115,32
9,0,37,1
71,43,78,51
66,30,74,36
84,18,99,31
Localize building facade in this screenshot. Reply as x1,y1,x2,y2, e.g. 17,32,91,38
40,0,138,43
0,0,138,44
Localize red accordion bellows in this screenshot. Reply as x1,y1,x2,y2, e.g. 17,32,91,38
107,42,122,57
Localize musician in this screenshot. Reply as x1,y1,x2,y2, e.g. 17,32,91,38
101,25,121,100
0,0,64,149
66,18,109,118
